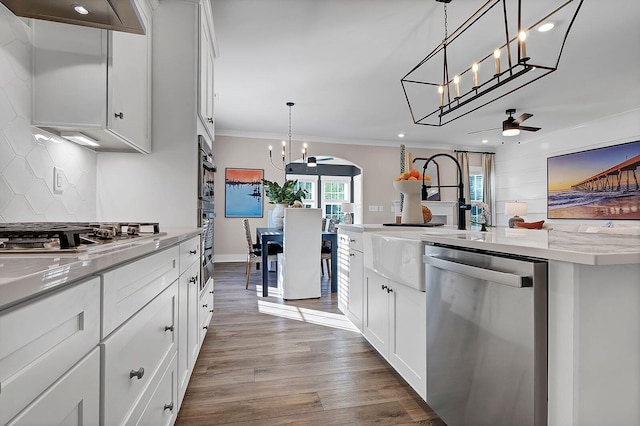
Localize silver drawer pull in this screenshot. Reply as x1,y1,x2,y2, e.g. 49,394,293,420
129,367,145,380
350,253,355,257
164,402,174,412
350,239,356,243
189,250,197,254
202,304,208,308
209,309,213,313
114,112,124,119
381,284,388,291
164,325,174,332
203,326,208,330
189,276,197,284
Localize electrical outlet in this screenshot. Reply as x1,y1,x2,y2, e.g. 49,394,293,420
368,205,378,212
53,167,65,194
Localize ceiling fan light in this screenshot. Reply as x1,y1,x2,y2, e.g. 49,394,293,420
502,128,520,137
307,156,317,167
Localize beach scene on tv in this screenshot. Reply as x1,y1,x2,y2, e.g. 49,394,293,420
547,141,640,220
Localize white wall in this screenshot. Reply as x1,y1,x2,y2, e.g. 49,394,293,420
212,135,461,261
494,109,640,227
0,6,97,222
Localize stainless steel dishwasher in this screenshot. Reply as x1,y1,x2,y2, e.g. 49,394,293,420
423,244,547,426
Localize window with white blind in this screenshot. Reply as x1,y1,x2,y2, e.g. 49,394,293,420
468,166,484,223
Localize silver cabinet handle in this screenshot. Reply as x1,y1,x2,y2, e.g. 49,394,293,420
350,239,356,243
381,284,387,291
189,250,197,254
129,367,144,380
164,325,174,332
189,276,197,284
203,326,208,330
350,253,355,257
423,255,531,288
114,112,124,119
202,304,208,308
164,402,174,412
207,117,214,123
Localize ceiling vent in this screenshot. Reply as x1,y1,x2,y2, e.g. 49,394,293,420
1,0,145,34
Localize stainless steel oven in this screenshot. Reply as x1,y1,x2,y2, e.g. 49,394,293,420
198,136,216,292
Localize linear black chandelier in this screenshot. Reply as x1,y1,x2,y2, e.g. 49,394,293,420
401,0,584,127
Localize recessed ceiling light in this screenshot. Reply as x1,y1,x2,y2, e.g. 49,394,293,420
481,139,488,144
73,5,89,14
397,133,405,138
538,22,555,32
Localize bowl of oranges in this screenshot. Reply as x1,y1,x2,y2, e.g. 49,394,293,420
393,169,431,223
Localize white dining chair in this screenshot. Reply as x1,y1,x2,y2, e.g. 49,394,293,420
277,208,322,300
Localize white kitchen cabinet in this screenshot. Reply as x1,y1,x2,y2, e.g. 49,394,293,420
198,0,217,142
7,348,100,426
199,277,214,345
363,268,426,400
101,246,179,337
127,352,177,426
0,278,100,425
101,280,178,426
337,230,364,330
177,261,200,408
32,0,153,153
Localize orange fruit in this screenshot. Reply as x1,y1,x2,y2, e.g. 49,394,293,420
409,168,420,179
400,172,410,180
408,176,418,180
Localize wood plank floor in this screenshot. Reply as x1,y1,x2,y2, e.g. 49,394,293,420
176,262,444,425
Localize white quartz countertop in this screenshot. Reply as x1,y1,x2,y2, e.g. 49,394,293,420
343,224,640,265
0,228,201,312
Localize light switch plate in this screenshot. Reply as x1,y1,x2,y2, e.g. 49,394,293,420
368,205,378,212
53,167,64,194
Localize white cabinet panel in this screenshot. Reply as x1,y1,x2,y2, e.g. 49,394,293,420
363,268,426,400
0,278,100,425
179,235,201,274
338,230,364,330
102,246,179,337
7,348,100,426
198,0,216,141
127,353,177,426
177,261,200,407
101,281,177,426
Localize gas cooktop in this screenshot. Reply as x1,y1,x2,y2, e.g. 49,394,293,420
0,222,164,253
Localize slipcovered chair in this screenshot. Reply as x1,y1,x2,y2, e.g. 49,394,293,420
242,218,281,289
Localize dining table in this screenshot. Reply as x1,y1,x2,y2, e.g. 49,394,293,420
256,227,338,297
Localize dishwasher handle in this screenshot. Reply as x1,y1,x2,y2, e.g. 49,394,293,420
423,255,532,288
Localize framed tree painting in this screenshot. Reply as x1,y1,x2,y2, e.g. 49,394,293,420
547,140,640,219
225,168,264,217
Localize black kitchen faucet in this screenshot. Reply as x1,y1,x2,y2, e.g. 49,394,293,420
415,153,472,230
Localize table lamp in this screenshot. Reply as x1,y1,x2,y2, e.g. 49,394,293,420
342,203,354,224
505,201,527,228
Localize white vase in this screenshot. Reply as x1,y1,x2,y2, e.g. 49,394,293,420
393,180,423,224
272,203,287,230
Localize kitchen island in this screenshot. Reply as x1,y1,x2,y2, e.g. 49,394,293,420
340,224,640,426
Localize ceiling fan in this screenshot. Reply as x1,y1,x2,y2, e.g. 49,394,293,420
468,108,541,137
502,108,541,136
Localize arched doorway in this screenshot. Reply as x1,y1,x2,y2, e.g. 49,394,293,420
286,156,363,224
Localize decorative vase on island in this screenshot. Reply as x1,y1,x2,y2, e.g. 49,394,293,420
393,180,426,224
272,203,287,230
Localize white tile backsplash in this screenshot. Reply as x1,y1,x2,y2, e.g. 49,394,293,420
0,6,97,223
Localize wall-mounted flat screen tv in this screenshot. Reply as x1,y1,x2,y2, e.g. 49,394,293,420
547,140,640,220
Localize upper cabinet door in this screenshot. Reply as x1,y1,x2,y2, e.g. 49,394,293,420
32,0,153,153
109,3,152,151
198,1,216,142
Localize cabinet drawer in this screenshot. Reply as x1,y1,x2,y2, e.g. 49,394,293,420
129,352,177,426
339,231,363,252
8,347,100,426
102,246,179,337
179,235,201,274
101,281,177,426
0,278,100,425
198,279,214,344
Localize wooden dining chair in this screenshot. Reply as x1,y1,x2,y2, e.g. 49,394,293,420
242,218,280,289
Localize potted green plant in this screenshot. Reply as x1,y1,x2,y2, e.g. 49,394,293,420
262,179,308,205
262,179,308,229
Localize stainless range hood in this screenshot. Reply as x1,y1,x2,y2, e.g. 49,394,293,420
1,0,145,34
